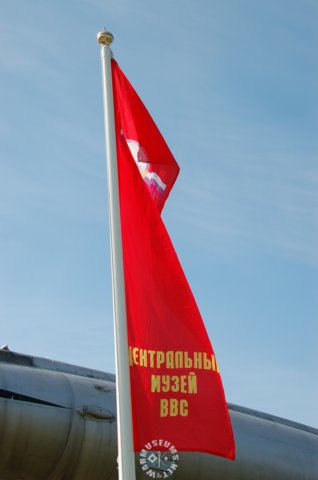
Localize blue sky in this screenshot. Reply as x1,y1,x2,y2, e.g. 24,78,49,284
0,1,317,428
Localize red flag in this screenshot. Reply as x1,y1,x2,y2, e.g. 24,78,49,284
112,59,235,459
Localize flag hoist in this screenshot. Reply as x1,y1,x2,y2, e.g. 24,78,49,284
97,27,235,480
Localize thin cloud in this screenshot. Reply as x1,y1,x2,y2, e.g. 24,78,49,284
169,142,318,265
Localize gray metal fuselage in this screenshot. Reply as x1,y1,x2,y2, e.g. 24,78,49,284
0,350,317,479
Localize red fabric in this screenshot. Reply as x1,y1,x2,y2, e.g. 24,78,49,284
112,60,235,459
111,60,179,213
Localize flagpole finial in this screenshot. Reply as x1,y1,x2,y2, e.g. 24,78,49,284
97,29,114,46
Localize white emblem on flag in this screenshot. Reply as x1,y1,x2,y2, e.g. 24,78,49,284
126,139,166,199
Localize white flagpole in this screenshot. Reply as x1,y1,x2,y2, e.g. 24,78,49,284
97,29,136,480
